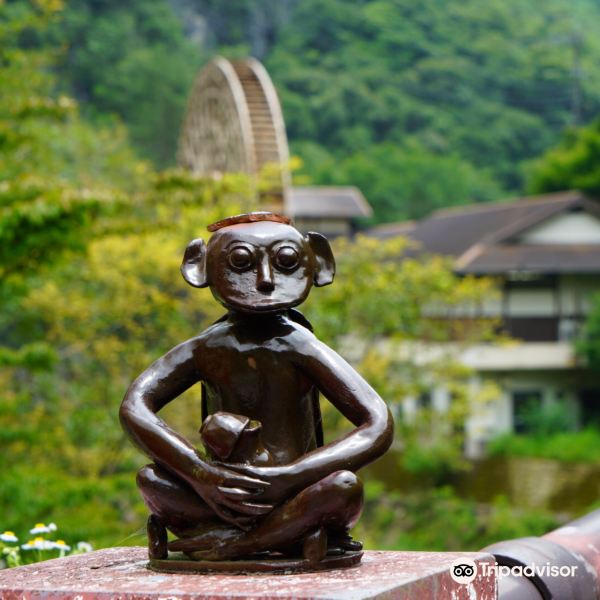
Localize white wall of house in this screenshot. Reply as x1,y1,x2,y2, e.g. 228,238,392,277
520,212,600,245
464,375,511,458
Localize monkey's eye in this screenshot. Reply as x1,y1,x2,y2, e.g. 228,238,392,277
274,246,300,271
228,246,254,270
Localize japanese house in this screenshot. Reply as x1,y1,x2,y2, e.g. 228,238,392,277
370,190,600,455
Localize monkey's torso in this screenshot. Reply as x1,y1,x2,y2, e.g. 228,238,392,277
192,312,320,465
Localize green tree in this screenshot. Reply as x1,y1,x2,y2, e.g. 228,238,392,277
528,116,600,197
299,142,501,222
18,0,600,220
267,0,600,220
49,0,201,165
170,0,300,58
577,293,600,369
0,0,142,367
0,168,256,547
529,119,600,382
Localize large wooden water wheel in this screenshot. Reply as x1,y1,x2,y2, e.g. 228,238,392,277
178,57,290,211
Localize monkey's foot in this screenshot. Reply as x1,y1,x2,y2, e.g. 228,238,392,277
185,537,245,562
167,525,242,557
147,514,168,560
302,527,327,564
328,532,363,554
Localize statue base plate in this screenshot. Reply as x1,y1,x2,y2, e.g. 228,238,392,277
148,551,363,574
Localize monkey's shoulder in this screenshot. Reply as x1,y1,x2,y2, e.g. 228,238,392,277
192,313,319,356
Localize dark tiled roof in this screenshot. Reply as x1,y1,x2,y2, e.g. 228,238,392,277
288,186,372,218
407,191,585,257
366,190,600,274
455,244,600,274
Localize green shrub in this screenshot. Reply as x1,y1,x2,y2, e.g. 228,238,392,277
487,428,600,463
518,399,577,436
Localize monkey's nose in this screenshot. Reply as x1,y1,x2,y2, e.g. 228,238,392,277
257,279,275,293
256,260,275,293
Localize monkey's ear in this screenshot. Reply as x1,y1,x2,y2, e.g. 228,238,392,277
181,238,209,288
306,232,335,287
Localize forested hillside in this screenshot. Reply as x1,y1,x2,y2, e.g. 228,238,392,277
50,0,600,222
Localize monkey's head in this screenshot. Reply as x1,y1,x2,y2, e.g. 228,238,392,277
180,212,335,314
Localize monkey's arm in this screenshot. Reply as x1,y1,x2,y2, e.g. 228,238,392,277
120,338,206,483
120,339,271,524
287,339,393,485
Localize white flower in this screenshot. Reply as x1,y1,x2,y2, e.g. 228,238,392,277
29,523,57,535
21,537,56,551
53,540,71,552
0,531,18,543
76,541,93,553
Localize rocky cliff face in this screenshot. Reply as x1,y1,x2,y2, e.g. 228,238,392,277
167,0,300,58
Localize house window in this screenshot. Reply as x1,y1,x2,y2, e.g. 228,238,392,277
512,390,543,434
418,392,432,410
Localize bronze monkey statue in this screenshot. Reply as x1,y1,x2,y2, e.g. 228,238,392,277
120,212,394,571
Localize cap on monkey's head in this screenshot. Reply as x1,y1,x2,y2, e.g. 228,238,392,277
180,212,335,314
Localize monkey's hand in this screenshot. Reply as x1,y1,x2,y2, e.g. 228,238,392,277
219,463,297,506
191,463,274,530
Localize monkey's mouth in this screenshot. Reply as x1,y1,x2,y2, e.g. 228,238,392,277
224,296,302,314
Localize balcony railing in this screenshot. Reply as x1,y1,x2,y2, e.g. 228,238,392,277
501,316,584,342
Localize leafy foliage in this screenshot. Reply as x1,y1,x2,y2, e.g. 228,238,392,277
305,235,498,342
577,293,600,370
0,169,256,548
48,0,201,166
356,482,559,551
518,399,577,436
266,0,600,221
0,0,143,370
0,2,142,186
487,429,600,463
528,116,600,197
20,0,600,221
300,142,502,222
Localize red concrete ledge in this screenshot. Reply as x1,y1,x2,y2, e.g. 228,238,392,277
0,547,497,599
